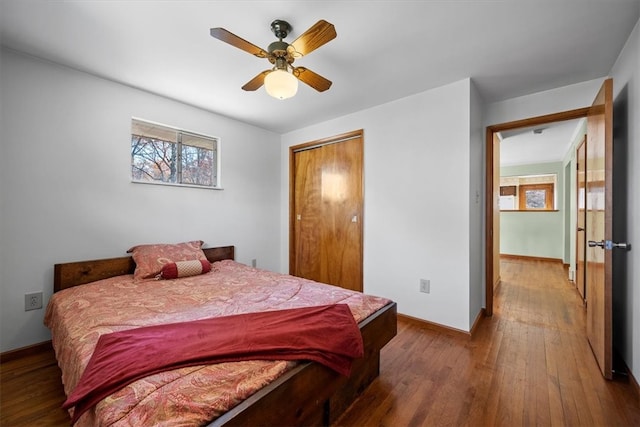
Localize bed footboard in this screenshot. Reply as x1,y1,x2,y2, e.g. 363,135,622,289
210,301,397,426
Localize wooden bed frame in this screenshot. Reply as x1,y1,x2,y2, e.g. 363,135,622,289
53,245,397,426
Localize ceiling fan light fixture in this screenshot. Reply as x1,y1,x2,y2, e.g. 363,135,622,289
210,19,335,96
264,69,298,100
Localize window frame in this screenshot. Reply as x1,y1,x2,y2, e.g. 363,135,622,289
130,118,221,190
518,183,554,211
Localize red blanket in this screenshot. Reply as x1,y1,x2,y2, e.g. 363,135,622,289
63,304,363,424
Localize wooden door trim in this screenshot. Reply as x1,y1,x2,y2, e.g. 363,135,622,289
485,107,590,316
289,129,364,277
291,129,363,153
576,136,587,300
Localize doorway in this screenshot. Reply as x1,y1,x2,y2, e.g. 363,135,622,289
486,78,616,379
485,108,590,315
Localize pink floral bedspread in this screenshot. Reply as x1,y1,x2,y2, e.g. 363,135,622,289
44,260,391,426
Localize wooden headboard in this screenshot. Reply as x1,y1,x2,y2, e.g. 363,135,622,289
53,246,235,292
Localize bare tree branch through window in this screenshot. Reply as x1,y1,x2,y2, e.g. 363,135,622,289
131,119,218,188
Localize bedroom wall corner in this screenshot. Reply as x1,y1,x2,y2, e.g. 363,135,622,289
0,48,282,353
281,78,474,333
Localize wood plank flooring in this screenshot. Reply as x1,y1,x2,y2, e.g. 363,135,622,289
334,258,640,426
1,258,639,426
0,347,68,425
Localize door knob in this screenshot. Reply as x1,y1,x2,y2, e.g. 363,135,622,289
588,240,604,248
607,241,631,250
577,227,585,231
588,240,631,251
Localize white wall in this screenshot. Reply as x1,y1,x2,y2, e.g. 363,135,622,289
484,78,606,126
609,18,640,384
0,49,282,352
281,79,478,332
499,161,565,260
469,80,484,327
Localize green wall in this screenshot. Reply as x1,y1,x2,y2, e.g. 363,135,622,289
500,162,564,260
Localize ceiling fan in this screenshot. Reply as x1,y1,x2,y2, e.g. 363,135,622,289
210,19,336,99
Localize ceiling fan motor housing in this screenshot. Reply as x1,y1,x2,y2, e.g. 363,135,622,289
270,20,291,39
268,40,293,67
268,40,289,55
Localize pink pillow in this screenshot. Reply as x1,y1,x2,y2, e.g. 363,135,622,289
157,259,212,279
127,240,207,280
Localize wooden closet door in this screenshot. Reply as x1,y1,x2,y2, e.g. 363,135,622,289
291,132,363,292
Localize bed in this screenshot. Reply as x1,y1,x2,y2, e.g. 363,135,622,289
47,244,397,426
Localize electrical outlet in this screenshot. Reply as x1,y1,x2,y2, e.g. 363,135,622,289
419,279,430,294
25,292,43,311
251,259,257,268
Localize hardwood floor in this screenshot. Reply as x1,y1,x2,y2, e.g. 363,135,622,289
335,258,640,426
0,347,68,425
1,258,639,426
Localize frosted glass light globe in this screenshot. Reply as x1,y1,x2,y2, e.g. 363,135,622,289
264,69,298,100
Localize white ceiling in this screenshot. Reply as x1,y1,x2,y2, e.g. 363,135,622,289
499,118,585,167
1,1,638,137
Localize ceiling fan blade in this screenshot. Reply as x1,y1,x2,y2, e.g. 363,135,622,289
210,28,268,58
293,67,332,92
289,20,336,56
242,70,271,91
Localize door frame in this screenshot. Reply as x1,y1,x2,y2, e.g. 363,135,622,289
485,108,590,315
576,135,587,301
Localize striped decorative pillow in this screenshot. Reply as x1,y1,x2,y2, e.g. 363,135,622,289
158,259,212,280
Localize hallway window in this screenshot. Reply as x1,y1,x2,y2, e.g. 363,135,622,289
519,183,554,210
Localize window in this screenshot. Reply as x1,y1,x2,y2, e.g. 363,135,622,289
518,183,554,210
131,118,219,188
500,173,556,211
